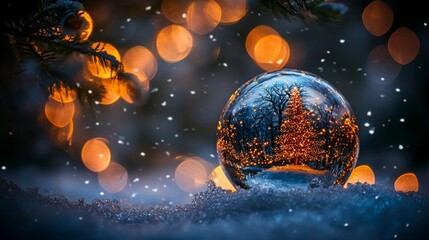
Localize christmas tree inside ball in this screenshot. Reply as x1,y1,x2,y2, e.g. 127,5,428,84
216,69,359,189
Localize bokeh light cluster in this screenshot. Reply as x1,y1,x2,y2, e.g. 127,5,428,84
362,0,421,84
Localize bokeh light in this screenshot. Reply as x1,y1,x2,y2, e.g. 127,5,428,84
388,27,420,65
98,162,128,193
44,96,75,127
175,157,209,193
394,173,419,193
209,165,236,192
245,25,290,71
366,44,401,84
80,11,93,40
119,74,147,105
362,1,393,37
156,25,193,63
123,46,158,82
344,165,375,187
50,83,77,103
81,137,111,172
216,0,247,24
186,0,222,35
99,78,121,105
161,0,192,24
87,42,121,79
48,121,73,147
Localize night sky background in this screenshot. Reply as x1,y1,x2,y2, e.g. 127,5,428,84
0,0,428,204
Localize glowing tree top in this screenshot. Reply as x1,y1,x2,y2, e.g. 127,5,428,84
217,69,359,189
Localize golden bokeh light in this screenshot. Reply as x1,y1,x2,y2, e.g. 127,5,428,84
156,25,193,63
246,25,289,71
362,1,393,37
394,173,419,193
216,0,247,24
119,74,147,105
186,0,222,35
100,78,121,105
50,83,77,103
254,35,289,71
49,121,73,147
44,96,75,127
175,158,209,193
123,46,158,82
98,162,128,193
209,165,236,192
161,0,193,24
388,27,420,65
367,44,401,84
80,11,93,40
87,42,121,79
81,137,111,172
344,165,375,187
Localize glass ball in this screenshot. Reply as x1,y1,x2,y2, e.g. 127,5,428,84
216,69,359,189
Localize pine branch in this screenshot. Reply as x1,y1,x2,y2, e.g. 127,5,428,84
261,0,348,24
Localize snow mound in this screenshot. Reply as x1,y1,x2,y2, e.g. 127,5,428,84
1,177,428,239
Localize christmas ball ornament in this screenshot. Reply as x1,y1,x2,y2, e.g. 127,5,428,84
216,69,359,189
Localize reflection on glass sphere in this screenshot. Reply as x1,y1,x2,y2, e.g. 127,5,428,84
216,69,359,189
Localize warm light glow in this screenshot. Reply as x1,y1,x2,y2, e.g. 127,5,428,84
186,0,222,35
254,34,289,71
49,121,73,147
161,0,193,24
216,0,247,24
123,46,158,82
367,44,401,84
80,11,93,40
246,25,289,71
362,1,393,37
87,42,121,78
50,83,77,103
344,165,375,187
81,137,111,172
209,166,236,192
394,173,419,193
156,25,193,63
388,27,420,65
44,96,75,127
100,78,121,105
98,162,128,193
119,75,147,105
175,158,209,193
269,165,329,175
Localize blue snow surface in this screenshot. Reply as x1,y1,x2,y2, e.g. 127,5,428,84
1,176,428,239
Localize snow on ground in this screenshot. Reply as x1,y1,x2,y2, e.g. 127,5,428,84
1,176,428,239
